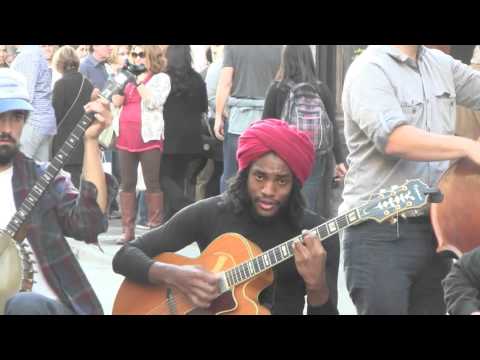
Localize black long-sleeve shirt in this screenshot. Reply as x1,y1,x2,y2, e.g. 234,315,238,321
262,80,345,165
113,195,338,315
443,248,480,315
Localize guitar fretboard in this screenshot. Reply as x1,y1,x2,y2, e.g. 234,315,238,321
222,209,363,289
5,113,95,240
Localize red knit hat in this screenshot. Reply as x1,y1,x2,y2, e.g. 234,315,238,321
236,119,315,185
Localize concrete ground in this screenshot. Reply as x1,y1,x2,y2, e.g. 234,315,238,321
68,218,357,315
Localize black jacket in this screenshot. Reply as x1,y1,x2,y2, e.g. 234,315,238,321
52,71,94,165
163,71,208,155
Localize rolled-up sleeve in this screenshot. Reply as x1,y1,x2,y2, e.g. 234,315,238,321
347,63,409,153
451,59,480,110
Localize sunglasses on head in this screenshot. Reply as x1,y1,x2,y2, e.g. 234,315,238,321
131,52,145,59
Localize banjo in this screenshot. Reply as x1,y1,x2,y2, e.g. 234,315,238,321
0,69,134,314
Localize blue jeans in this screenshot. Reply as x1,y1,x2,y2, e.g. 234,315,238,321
220,120,240,193
343,220,451,315
302,151,329,215
5,293,76,315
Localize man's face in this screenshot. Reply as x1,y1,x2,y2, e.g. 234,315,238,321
117,46,129,65
76,45,89,59
93,45,113,61
41,45,58,62
247,152,293,218
0,46,7,64
0,110,26,165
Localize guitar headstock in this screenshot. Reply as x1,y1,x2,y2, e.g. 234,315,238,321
360,179,438,223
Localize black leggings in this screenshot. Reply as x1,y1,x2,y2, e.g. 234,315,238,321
118,149,162,193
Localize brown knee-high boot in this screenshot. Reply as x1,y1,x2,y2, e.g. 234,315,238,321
117,192,136,244
145,192,164,229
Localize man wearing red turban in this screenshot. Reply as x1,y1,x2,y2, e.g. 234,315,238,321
114,119,339,315
237,118,315,186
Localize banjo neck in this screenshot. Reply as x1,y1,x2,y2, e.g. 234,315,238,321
5,67,134,241
5,112,97,242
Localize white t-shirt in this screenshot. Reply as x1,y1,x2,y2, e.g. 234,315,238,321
0,166,59,301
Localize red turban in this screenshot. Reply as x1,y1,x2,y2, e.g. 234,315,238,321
236,119,315,185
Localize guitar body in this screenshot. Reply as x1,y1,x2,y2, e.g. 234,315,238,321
112,233,273,315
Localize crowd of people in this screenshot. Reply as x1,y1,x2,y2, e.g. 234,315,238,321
2,44,480,315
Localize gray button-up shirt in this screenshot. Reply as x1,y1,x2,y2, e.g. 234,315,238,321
340,45,480,214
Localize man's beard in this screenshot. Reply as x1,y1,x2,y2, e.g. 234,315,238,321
0,133,19,165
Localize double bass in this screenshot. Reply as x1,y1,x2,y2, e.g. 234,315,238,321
431,157,480,259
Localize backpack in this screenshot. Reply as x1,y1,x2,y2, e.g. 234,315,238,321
280,81,334,154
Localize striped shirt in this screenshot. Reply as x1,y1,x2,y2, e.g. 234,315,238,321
11,45,57,135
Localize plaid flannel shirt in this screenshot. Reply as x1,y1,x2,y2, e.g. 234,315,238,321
12,152,118,315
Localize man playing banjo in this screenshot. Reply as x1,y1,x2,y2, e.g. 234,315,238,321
0,68,118,315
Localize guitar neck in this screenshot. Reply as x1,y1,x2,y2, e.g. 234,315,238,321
5,113,95,240
223,208,365,289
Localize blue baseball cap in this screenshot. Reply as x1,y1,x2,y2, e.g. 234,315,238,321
0,68,34,114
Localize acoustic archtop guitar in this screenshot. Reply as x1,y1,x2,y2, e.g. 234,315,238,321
113,179,440,315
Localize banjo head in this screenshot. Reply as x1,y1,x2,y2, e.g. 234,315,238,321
0,230,23,315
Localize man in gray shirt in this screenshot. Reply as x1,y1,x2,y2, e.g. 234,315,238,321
341,45,480,315
214,45,282,192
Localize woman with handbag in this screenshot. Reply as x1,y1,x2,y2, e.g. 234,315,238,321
112,45,171,244
52,45,94,188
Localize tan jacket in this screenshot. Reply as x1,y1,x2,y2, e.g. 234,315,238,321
456,64,480,139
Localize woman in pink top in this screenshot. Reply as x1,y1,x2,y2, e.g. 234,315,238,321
112,45,171,244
